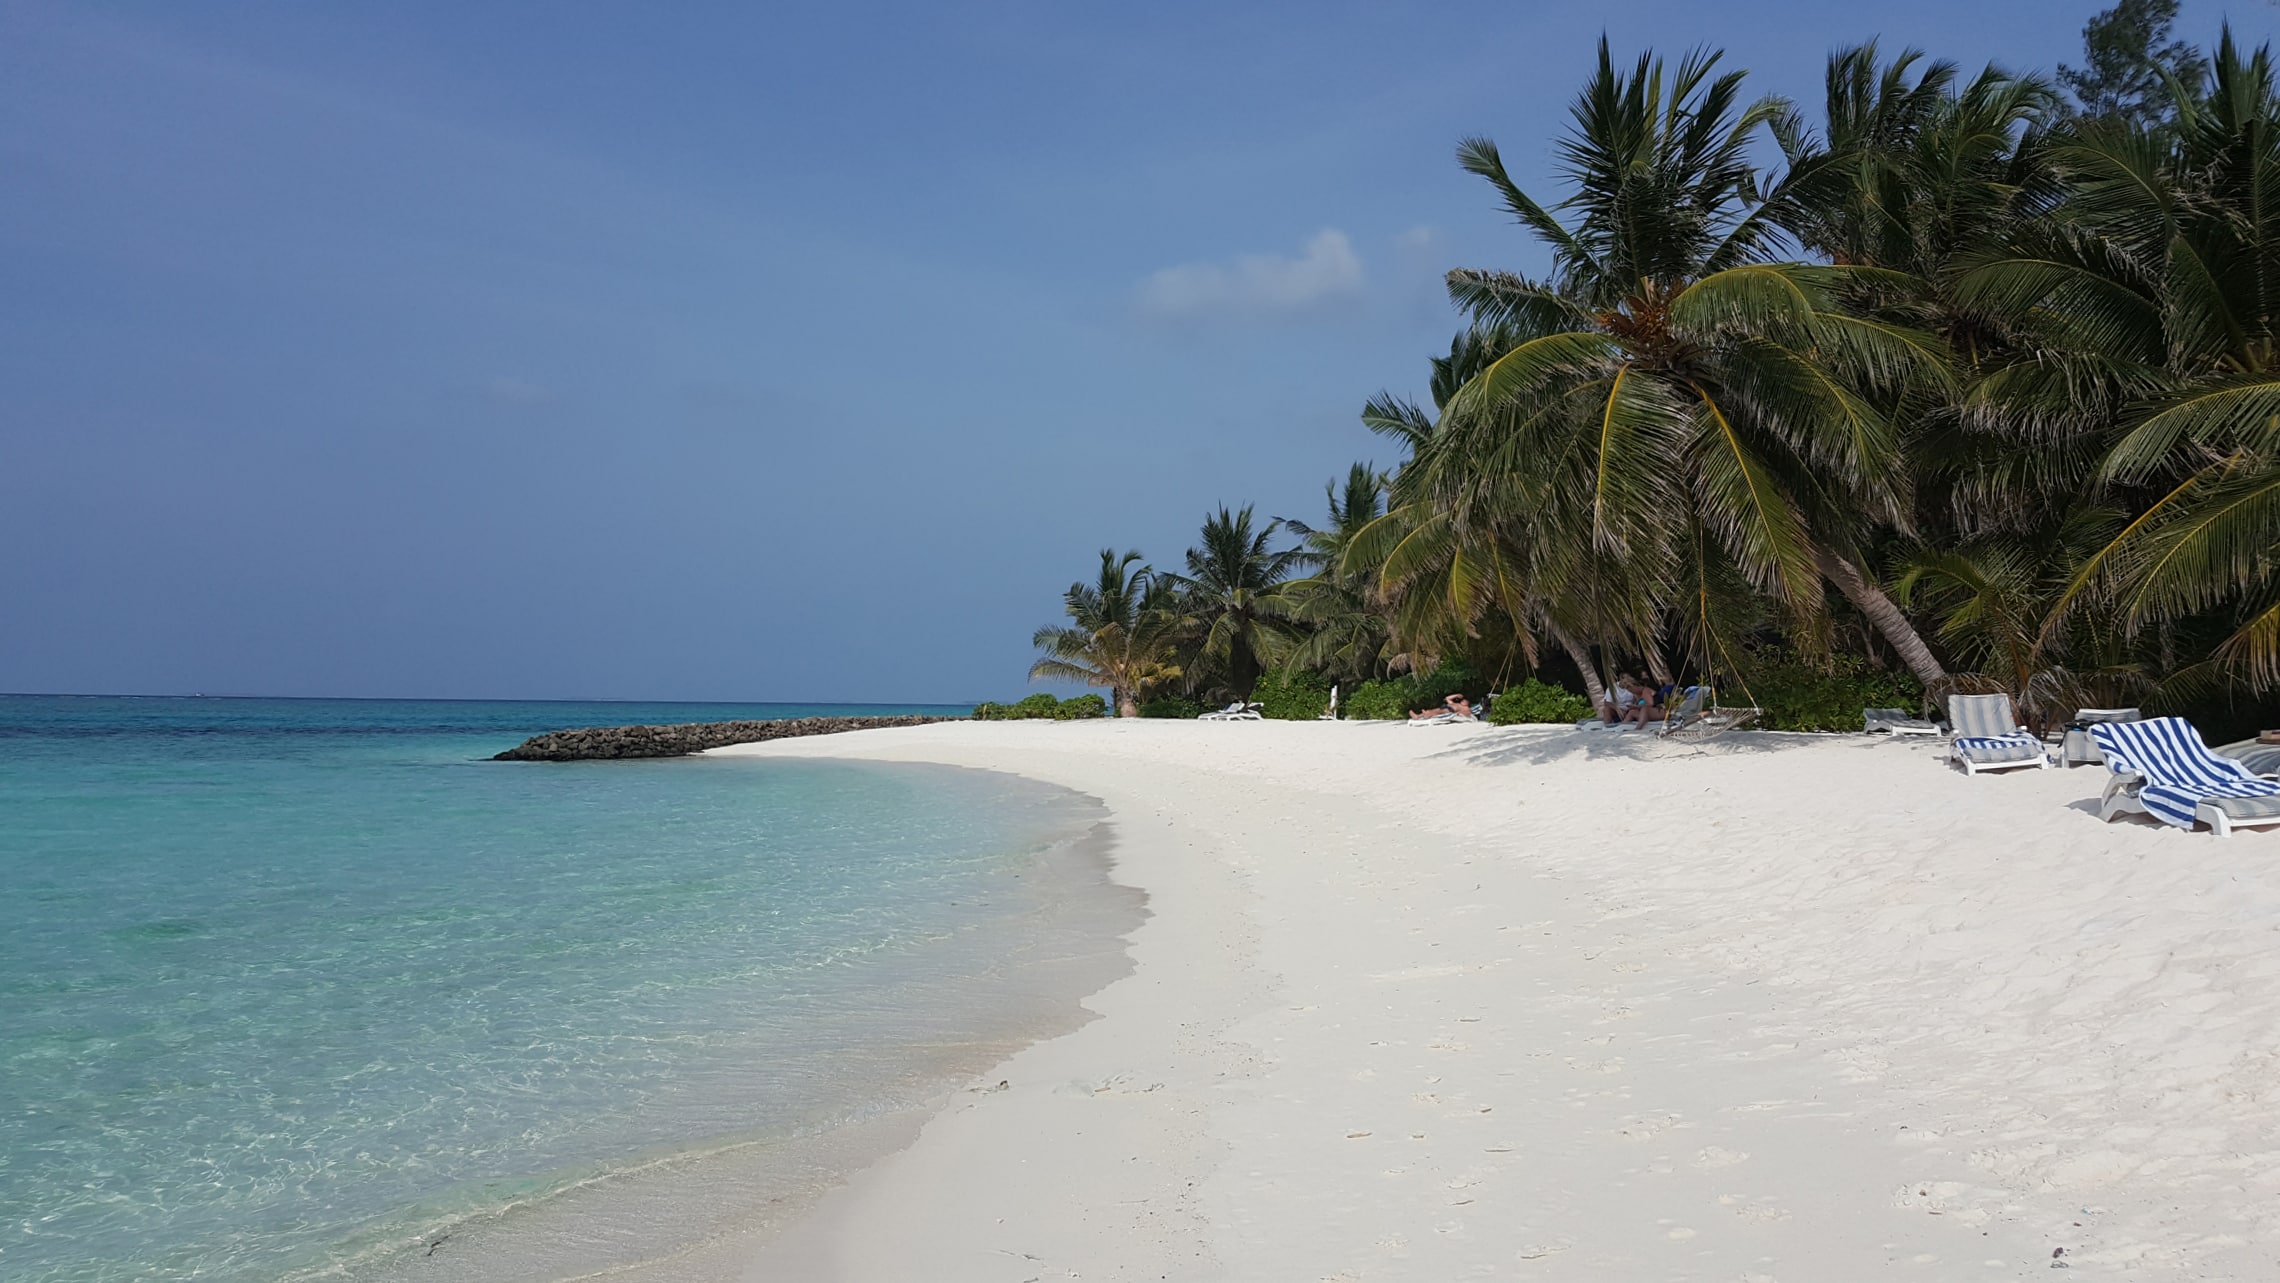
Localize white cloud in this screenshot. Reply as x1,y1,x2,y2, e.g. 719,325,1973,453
1394,224,1443,258
1136,229,1363,319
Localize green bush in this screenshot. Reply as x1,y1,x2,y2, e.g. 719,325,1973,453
1411,658,1476,706
1488,678,1594,725
1740,652,1924,732
1136,694,1203,719
1342,677,1415,720
1342,661,1479,720
1253,668,1333,720
973,693,1108,721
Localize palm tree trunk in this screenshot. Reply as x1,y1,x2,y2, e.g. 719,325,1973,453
1549,624,1607,707
1116,687,1139,719
1815,549,1947,689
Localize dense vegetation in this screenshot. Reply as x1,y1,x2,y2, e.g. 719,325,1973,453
1030,4,2280,734
972,693,1107,721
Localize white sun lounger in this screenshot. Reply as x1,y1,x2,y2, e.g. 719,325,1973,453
1197,701,1262,721
1946,693,2049,775
1863,707,1941,736
2090,717,2280,836
1406,710,1471,726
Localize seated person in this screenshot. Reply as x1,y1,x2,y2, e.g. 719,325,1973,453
1599,672,1639,725
1619,677,1664,726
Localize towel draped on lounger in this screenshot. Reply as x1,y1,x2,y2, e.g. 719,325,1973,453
1945,693,2049,775
2089,717,2280,835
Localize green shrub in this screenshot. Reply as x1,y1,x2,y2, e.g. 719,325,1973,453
1341,661,1480,720
973,693,1107,721
1052,693,1108,720
1137,695,1203,719
1342,677,1415,720
1740,652,1924,732
1411,658,1476,706
1488,678,1594,725
1253,668,1333,720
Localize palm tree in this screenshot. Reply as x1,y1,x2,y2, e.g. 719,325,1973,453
1431,39,1956,687
1029,549,1186,718
1348,328,1645,705
1273,465,1397,683
1769,44,2074,703
1976,30,2280,690
1169,506,1304,699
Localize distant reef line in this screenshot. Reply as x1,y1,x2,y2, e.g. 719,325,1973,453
493,715,961,761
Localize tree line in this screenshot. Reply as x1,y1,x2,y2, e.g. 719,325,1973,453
1034,2,2280,731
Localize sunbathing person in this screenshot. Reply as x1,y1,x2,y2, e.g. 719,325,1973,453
1409,693,1473,721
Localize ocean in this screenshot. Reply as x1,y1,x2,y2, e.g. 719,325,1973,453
0,695,1135,1282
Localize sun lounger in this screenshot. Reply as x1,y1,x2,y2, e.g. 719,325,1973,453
2216,737,2280,776
2090,717,2280,836
1945,693,2049,775
2059,707,2141,767
1863,707,1941,736
1197,701,1262,721
1406,711,1470,726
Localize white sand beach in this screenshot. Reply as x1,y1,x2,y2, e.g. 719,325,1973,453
712,720,2280,1280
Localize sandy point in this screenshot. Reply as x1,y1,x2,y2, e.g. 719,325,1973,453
704,719,2280,1280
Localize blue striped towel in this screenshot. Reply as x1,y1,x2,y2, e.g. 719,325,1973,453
1948,693,2044,765
2090,717,2280,829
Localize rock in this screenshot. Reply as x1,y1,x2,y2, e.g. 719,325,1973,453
491,715,957,761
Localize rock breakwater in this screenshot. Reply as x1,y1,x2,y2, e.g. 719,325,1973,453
493,716,958,761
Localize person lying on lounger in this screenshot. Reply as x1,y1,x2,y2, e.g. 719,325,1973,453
1409,693,1473,720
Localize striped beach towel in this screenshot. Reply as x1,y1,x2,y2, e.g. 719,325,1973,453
2090,717,2280,829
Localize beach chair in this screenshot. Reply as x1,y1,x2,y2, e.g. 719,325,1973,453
1945,693,2049,775
1406,711,1470,725
2059,707,2140,767
1197,701,1262,721
1863,707,1941,736
2215,736,2280,777
2089,717,2280,836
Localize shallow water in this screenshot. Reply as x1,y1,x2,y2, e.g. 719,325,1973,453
0,696,1131,1281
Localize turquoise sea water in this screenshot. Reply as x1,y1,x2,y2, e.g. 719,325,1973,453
0,696,1120,1282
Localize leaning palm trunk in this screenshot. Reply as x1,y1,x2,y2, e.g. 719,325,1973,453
1816,549,1947,689
1550,624,1608,708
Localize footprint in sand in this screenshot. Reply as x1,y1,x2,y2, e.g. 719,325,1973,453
1719,1196,1791,1223
1617,1113,1681,1140
1694,1146,1750,1168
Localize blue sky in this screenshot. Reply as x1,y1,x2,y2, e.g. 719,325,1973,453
4,0,2273,702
